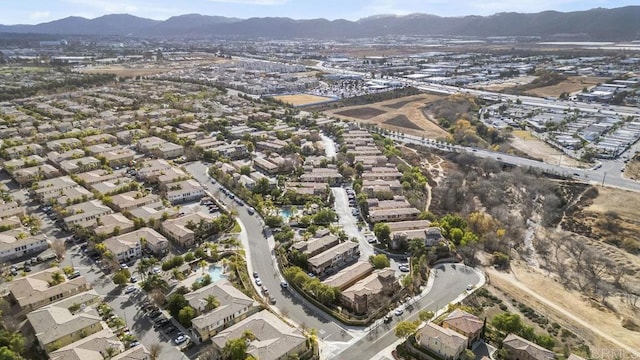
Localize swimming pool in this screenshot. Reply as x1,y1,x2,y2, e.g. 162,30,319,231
197,264,226,284
279,208,292,221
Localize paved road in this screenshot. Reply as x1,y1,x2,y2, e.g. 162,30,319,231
60,248,188,360
392,133,640,192
185,162,351,342
332,263,481,360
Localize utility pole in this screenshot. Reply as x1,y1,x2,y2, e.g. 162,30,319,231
602,171,607,187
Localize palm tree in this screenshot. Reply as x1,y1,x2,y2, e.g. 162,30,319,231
50,271,65,285
199,260,208,274
204,295,220,312
103,346,118,359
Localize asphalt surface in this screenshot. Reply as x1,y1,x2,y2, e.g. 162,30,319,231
392,133,640,192
185,161,351,342
332,263,481,360
60,247,189,360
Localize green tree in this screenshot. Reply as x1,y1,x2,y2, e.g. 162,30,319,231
184,252,195,262
178,306,197,327
49,271,65,286
312,208,337,225
369,254,390,269
373,223,391,244
204,295,220,311
461,349,475,360
394,320,419,339
112,270,130,286
264,215,284,228
166,293,188,318
418,310,434,322
221,338,248,360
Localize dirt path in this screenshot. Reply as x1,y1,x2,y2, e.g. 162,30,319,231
421,157,445,211
486,266,640,358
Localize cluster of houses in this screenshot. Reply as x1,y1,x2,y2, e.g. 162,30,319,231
184,278,311,359
158,59,319,95
342,130,445,251
413,309,587,360
6,267,151,358
483,102,640,159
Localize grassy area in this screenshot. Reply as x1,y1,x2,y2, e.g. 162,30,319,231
230,220,241,233
511,130,537,140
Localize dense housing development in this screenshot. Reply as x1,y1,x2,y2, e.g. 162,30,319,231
0,7,639,360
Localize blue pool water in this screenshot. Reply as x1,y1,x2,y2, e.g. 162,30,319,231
207,265,225,282
279,208,292,221
198,265,226,283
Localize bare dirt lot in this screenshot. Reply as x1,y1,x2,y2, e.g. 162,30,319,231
487,261,640,358
272,94,336,107
526,76,606,98
509,130,587,167
623,157,640,181
80,66,171,77
325,94,449,139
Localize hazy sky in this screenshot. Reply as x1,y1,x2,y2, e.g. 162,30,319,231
0,0,636,25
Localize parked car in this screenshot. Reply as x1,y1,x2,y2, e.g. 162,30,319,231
125,286,137,294
164,326,177,334
253,271,259,278
255,278,262,286
262,286,269,295
154,319,170,328
398,265,410,273
383,315,393,324
280,281,288,289
148,310,162,319
174,334,189,345
394,308,404,316
269,296,277,304
68,270,81,279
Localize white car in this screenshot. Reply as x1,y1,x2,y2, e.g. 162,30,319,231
394,308,404,316
255,278,262,286
125,286,137,294
174,334,189,345
466,284,474,291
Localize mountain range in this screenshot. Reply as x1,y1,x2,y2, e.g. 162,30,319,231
1,7,639,41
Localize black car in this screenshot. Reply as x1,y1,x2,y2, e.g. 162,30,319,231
154,319,170,328
148,310,162,319
164,326,177,334
383,315,393,324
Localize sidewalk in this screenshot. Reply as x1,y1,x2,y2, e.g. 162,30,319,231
370,264,486,360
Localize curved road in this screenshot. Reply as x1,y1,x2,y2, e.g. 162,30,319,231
185,162,350,342
333,263,481,360
186,162,482,359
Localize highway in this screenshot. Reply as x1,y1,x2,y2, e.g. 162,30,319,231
389,132,640,192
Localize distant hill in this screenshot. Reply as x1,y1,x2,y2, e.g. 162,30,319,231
1,7,639,41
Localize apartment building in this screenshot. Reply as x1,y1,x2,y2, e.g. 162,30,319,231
164,179,204,204
161,212,216,247
0,233,48,262
307,241,360,275
210,311,308,360
63,200,113,229
188,279,260,343
7,267,90,314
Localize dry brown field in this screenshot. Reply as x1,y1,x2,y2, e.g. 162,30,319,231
272,94,336,106
324,94,449,139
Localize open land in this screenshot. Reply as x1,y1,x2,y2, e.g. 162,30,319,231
624,156,640,180
79,65,173,77
525,76,606,98
487,261,640,358
509,130,587,167
325,94,450,139
273,93,336,107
